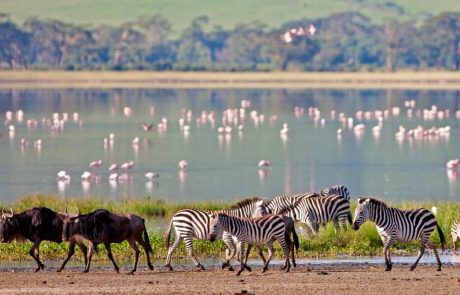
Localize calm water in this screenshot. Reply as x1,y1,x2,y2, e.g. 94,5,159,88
0,88,459,204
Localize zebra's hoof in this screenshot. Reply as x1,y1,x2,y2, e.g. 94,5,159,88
228,266,234,272
436,268,441,272
245,266,251,272
292,262,297,268
164,265,173,271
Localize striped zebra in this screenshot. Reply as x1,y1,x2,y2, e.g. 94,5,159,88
319,184,350,200
267,193,351,234
352,197,445,271
451,219,460,251
210,212,291,276
164,197,266,271
233,203,300,268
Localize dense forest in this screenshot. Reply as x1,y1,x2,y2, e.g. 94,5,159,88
1,11,460,71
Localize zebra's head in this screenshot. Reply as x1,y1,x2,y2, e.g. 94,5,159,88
208,212,222,242
251,200,268,218
352,197,371,231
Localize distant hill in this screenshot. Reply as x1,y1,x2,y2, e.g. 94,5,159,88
1,0,459,35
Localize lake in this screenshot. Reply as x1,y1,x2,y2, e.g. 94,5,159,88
0,88,459,204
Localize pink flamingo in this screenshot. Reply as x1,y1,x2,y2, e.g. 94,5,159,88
178,160,188,170
121,161,134,171
89,160,103,169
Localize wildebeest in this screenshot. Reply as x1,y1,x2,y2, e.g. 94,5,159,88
62,208,153,274
0,207,88,272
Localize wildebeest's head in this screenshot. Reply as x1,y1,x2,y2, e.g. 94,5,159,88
0,208,16,243
208,212,222,242
62,207,80,241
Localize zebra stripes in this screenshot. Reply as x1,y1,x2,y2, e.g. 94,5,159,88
319,184,350,201
210,213,291,275
264,185,352,234
163,197,265,271
451,219,460,250
352,197,445,271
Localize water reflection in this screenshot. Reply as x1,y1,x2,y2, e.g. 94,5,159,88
0,88,459,203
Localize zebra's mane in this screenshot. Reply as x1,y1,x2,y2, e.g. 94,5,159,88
230,196,265,209
363,197,388,208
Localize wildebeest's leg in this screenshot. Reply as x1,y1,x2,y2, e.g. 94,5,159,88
104,242,119,273
164,235,182,271
184,235,204,271
137,236,153,270
127,240,140,274
29,240,44,272
426,240,442,271
84,241,95,273
410,237,427,271
58,240,77,272
262,240,275,273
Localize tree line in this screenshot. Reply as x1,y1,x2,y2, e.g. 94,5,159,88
1,11,460,71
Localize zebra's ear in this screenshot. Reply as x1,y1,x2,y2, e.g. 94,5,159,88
256,200,264,206
357,197,366,204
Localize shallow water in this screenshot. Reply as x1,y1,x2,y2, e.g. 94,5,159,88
0,88,459,204
2,252,460,272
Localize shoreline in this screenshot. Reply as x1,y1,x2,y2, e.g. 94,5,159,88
1,71,460,90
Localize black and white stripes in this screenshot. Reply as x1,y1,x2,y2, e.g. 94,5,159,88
163,197,265,271
210,213,291,275
352,197,445,271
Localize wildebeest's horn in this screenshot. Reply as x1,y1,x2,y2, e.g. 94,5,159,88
75,206,80,216
8,208,14,217
1,208,4,216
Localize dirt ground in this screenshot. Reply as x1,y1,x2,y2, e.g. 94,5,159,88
0,263,459,295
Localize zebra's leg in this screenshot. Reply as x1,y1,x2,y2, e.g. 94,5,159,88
243,244,252,272
410,239,426,271
453,233,458,252
305,219,318,235
262,241,275,273
256,245,266,264
426,240,442,271
222,234,235,271
236,242,246,276
339,216,348,231
333,218,340,234
184,236,205,271
164,235,183,271
383,240,393,271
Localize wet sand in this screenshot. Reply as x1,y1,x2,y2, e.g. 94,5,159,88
0,264,459,294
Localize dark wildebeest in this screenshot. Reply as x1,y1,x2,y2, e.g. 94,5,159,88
0,207,88,272
62,208,153,274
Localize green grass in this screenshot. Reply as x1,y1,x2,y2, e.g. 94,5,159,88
1,0,460,35
0,195,458,264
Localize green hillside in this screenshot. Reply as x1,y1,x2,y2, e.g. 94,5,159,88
0,0,459,34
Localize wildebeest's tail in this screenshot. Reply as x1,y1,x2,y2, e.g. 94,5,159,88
292,226,300,252
437,223,446,251
143,225,153,254
347,211,353,225
164,218,173,249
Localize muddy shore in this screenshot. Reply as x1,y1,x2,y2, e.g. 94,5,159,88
0,264,459,294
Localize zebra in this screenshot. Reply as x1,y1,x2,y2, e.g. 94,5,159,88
268,193,351,234
164,197,266,271
266,185,352,233
352,197,445,271
209,212,291,276
232,202,300,268
319,184,350,201
451,219,460,251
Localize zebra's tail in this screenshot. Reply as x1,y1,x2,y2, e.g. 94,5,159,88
292,226,300,251
437,223,446,251
347,211,353,225
164,218,173,249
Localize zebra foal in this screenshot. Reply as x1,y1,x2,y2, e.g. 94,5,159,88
352,197,445,271
163,197,265,271
210,213,291,276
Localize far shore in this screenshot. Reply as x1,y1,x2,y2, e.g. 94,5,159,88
1,71,460,90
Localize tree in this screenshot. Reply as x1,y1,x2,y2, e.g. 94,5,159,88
0,20,30,69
